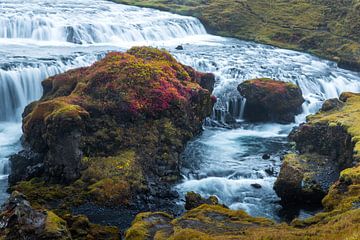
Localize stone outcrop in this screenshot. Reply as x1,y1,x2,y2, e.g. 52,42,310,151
275,92,360,205
238,78,304,123
274,154,340,204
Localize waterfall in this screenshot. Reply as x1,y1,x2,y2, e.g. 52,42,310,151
239,98,246,119
0,0,207,44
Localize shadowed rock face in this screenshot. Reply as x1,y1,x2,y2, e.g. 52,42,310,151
238,78,304,123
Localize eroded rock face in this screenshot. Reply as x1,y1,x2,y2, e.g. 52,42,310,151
237,78,304,123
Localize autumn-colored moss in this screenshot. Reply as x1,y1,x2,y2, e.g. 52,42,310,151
242,78,298,94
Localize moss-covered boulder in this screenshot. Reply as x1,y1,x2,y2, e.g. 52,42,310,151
7,47,215,235
275,92,360,205
237,78,304,123
125,201,360,239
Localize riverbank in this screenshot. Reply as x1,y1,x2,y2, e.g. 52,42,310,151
113,0,360,71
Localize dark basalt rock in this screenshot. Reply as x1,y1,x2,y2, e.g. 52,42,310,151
275,96,357,205
274,153,340,205
237,78,304,123
9,149,44,185
0,191,71,240
175,45,184,50
262,154,271,160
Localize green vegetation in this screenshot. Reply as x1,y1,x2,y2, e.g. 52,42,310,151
113,0,360,70
307,92,360,160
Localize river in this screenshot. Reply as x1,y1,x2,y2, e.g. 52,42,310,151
1,0,360,222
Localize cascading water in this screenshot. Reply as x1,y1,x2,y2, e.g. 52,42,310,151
1,0,360,223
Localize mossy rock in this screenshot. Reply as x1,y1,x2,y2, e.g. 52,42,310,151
237,78,304,123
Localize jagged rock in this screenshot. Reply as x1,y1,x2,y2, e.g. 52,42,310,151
262,154,271,160
9,149,44,185
175,45,184,50
0,191,71,240
185,192,219,210
237,78,304,123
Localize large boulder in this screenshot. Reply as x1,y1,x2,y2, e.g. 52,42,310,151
8,47,215,231
184,192,220,210
237,78,304,123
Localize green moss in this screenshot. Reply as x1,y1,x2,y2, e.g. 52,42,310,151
340,165,360,184
87,177,131,205
44,211,70,236
125,212,173,240
307,94,360,160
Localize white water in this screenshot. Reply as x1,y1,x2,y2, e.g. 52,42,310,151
1,0,360,220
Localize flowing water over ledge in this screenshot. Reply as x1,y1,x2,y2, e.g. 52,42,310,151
1,0,360,222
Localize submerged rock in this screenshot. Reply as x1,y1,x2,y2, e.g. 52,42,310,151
237,78,304,123
251,183,262,189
